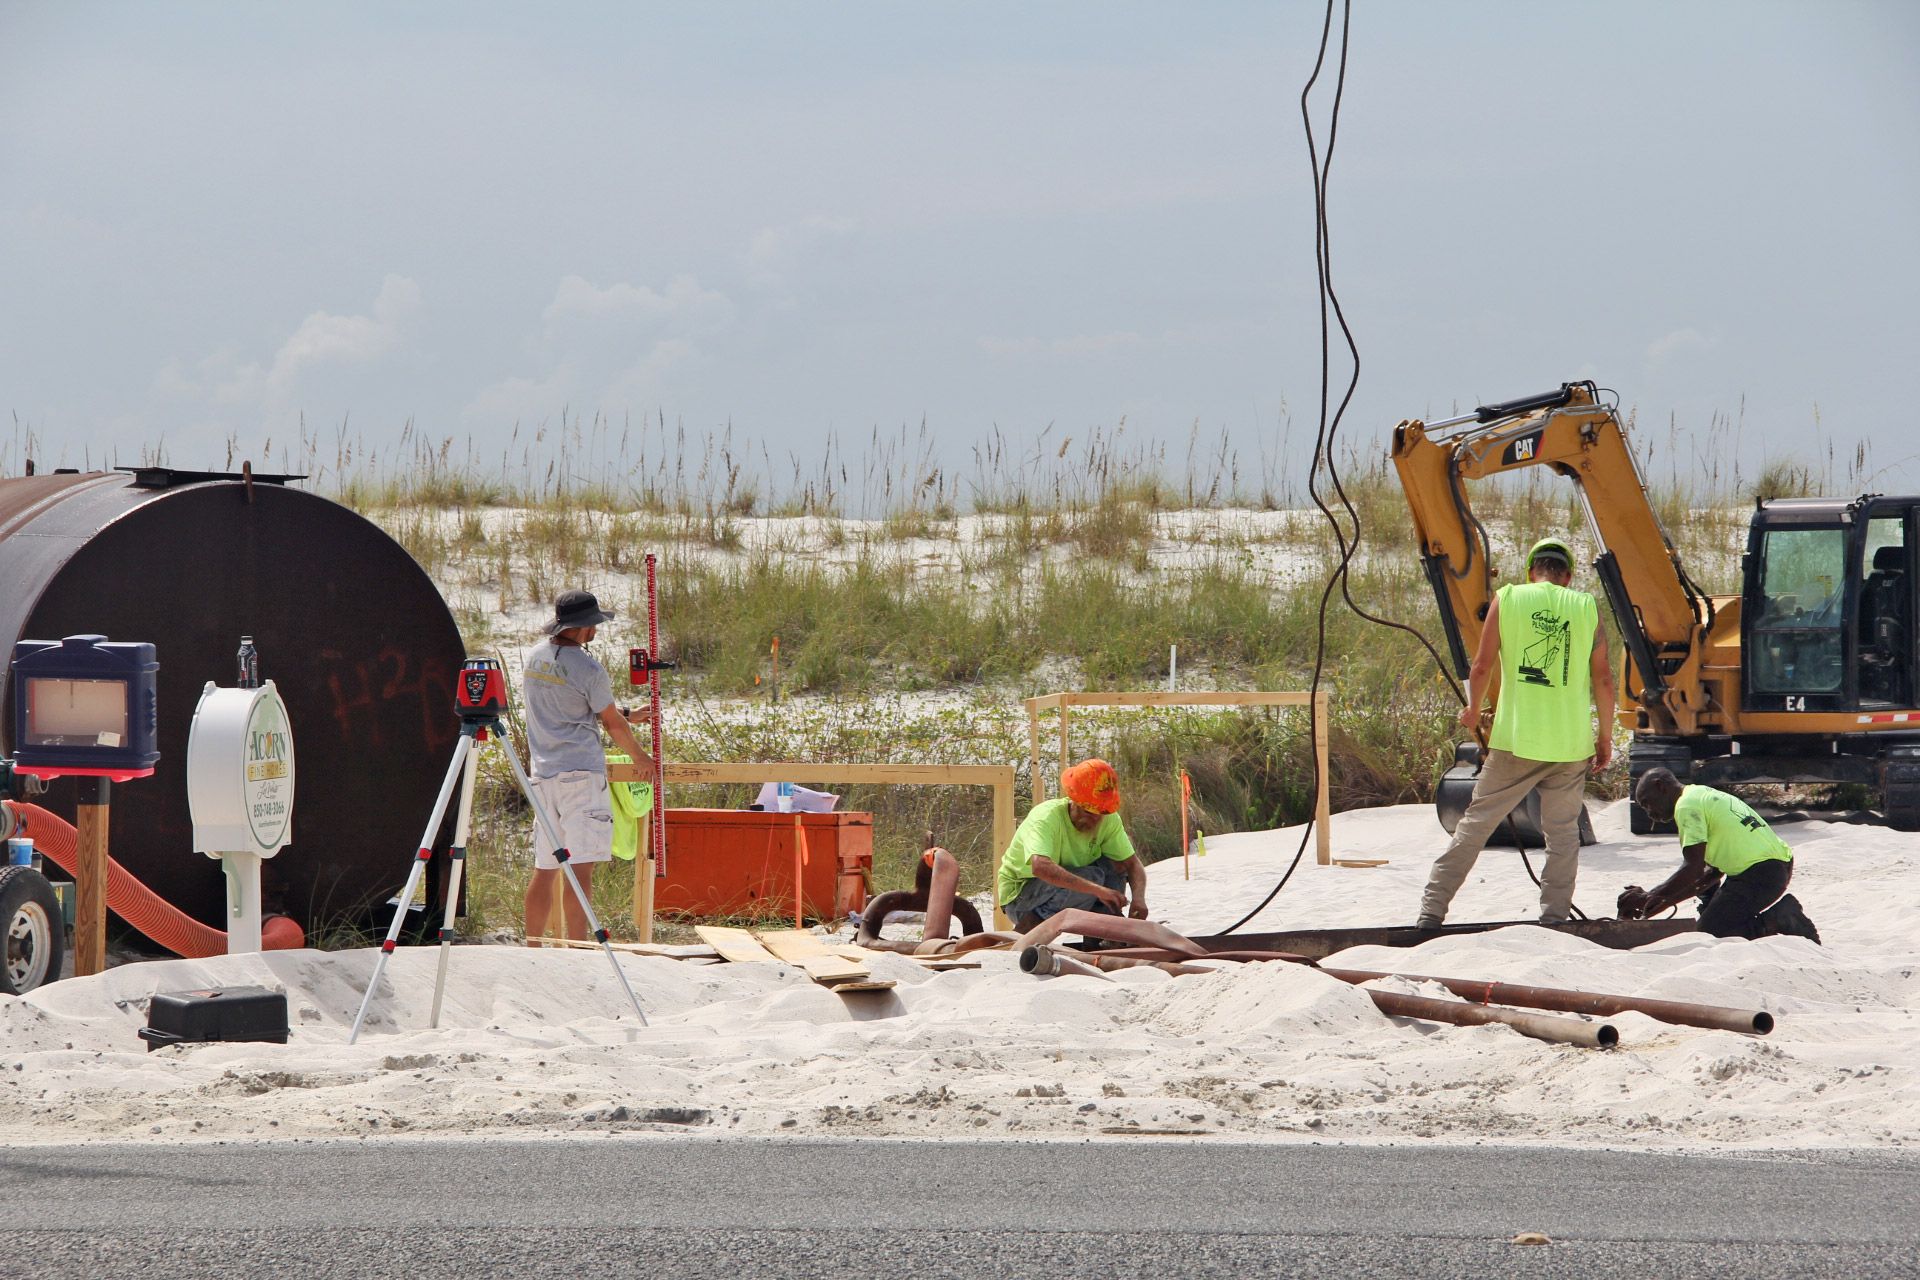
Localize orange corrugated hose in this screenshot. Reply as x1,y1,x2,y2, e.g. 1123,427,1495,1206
4,800,303,957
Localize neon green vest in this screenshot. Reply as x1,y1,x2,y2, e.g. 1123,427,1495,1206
1489,581,1599,763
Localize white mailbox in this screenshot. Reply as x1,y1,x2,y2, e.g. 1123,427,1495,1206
187,681,295,953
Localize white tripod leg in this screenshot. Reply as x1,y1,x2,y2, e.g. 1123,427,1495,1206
499,739,649,1026
429,736,482,1029
350,733,473,1044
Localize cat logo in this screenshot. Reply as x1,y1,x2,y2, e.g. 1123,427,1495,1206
1501,430,1544,467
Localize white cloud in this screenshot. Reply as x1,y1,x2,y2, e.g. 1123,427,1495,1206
463,274,734,425
1645,327,1711,368
151,275,423,419
742,215,856,286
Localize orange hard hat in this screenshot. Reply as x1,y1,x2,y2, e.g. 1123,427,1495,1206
1061,758,1122,814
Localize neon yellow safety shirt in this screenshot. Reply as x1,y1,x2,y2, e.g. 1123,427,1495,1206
996,797,1136,905
1489,580,1600,763
1673,784,1792,876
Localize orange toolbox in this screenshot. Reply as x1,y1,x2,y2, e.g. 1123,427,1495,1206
655,808,872,922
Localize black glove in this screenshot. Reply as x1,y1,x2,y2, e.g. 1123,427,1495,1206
1616,886,1651,920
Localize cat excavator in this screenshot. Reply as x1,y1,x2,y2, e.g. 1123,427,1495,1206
1391,380,1920,833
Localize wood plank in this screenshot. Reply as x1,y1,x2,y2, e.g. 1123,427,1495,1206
694,925,784,964
826,979,898,993
616,762,1014,786
1030,691,1315,709
798,954,872,984
757,928,875,985
528,936,719,958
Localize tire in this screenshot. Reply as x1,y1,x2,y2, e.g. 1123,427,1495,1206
0,865,64,996
1886,785,1920,833
1879,752,1920,832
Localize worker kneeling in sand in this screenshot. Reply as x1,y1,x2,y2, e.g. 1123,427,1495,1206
521,589,657,944
1417,538,1616,928
997,758,1148,932
1616,769,1820,943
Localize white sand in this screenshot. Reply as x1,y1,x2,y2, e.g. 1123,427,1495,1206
4,798,1914,1149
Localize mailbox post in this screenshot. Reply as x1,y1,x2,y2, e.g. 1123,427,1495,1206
187,680,295,952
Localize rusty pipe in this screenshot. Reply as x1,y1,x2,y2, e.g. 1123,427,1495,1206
1075,952,1214,977
1012,909,1209,957
1364,987,1618,1049
922,845,960,943
1091,946,1317,966
1019,945,1112,980
1325,970,1771,1035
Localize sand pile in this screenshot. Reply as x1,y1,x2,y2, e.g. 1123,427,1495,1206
2,799,1914,1148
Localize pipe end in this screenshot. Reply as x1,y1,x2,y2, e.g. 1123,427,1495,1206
1596,1023,1620,1049
1752,1012,1775,1035
1019,945,1050,975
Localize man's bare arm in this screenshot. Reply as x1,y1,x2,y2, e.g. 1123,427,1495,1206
1031,854,1126,909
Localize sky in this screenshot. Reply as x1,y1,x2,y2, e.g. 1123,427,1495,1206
3,1,1918,500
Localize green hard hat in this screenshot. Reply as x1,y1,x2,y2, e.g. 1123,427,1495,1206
1525,537,1575,573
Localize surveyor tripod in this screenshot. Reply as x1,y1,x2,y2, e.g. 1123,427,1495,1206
348,660,648,1042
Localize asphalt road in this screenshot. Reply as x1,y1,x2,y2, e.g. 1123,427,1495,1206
1,1139,1915,1279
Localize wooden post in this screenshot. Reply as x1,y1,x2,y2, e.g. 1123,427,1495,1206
1314,689,1332,866
1058,702,1071,776
1180,769,1192,881
633,812,654,942
793,813,806,928
1026,701,1045,803
74,777,110,977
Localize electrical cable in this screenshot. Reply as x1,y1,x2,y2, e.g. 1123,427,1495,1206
1218,0,1602,932
1216,0,1353,935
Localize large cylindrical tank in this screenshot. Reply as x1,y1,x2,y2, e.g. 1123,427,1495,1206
0,468,465,934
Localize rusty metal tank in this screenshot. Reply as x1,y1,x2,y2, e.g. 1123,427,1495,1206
0,467,465,934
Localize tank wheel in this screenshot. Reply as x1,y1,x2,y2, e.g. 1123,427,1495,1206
0,865,64,996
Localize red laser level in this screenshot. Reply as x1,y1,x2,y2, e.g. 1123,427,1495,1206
456,658,508,721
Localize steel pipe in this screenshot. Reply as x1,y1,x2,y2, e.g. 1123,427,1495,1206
1012,909,1209,957
1363,987,1618,1049
1019,945,1111,980
1073,952,1213,977
1325,969,1772,1035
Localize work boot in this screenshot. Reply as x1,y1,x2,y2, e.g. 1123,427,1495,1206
1757,894,1821,945
1415,913,1442,930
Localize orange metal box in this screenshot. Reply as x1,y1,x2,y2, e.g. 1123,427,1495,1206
655,808,872,922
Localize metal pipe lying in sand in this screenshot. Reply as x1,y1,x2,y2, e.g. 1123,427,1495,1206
1073,952,1215,977
1362,987,1619,1049
1019,944,1112,980
1323,970,1772,1035
1012,909,1210,957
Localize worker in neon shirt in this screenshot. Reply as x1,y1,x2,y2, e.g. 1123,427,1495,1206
1617,769,1820,942
1418,537,1616,926
996,758,1148,932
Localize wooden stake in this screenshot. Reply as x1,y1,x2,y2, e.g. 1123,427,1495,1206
1180,770,1192,882
633,812,654,943
793,813,808,928
74,778,109,977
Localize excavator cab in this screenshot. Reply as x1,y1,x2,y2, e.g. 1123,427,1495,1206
1742,499,1915,713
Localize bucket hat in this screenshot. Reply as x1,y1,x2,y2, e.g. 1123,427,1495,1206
545,589,614,635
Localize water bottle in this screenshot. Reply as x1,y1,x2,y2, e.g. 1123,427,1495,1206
236,636,260,689
776,781,794,814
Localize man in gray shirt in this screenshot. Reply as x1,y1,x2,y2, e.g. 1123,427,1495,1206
522,589,656,943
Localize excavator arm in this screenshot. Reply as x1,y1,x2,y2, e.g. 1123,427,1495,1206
1390,381,1715,735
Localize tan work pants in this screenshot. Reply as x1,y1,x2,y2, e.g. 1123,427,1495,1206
1419,749,1589,923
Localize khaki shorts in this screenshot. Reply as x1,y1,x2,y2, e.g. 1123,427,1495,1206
529,770,615,869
